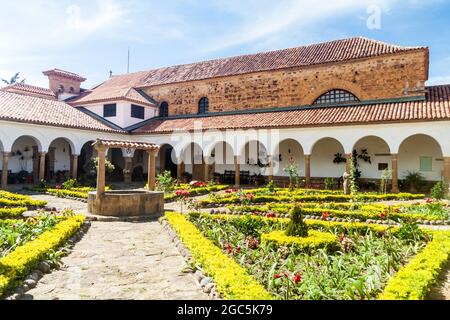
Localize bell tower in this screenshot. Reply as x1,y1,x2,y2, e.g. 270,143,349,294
43,69,86,100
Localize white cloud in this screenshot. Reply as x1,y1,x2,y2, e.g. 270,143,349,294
201,0,393,53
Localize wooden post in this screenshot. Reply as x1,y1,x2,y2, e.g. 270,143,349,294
234,155,240,186
345,153,352,175
268,155,273,182
147,149,157,191
305,154,311,188
124,157,133,183
444,157,450,197
39,152,46,182
96,147,106,196
203,157,211,182
177,158,185,182
391,153,399,193
1,152,9,190
71,155,78,180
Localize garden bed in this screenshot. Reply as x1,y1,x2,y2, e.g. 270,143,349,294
166,211,450,300
0,212,85,297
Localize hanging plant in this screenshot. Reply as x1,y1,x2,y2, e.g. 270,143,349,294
357,149,372,164
333,152,346,164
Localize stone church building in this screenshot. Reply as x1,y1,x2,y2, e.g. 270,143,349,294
0,37,449,194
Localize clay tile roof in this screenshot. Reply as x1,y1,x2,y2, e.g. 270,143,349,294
68,71,156,107
135,37,425,87
1,83,56,100
42,69,86,82
132,85,450,134
71,37,425,106
92,138,159,151
0,91,124,133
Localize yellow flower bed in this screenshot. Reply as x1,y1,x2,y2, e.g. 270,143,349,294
380,230,450,300
164,212,273,300
261,230,338,252
0,215,85,297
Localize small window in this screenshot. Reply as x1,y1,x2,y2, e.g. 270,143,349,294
131,105,145,119
313,89,359,105
69,87,75,93
419,156,432,172
159,101,169,117
198,97,209,114
58,84,64,93
378,163,388,171
103,104,117,117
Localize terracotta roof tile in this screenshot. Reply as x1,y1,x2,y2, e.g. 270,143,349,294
136,37,425,87
1,83,56,100
132,85,450,134
42,69,86,82
71,37,425,106
93,139,159,151
69,71,155,106
0,91,124,133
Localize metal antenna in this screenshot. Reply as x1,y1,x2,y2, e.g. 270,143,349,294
127,47,130,73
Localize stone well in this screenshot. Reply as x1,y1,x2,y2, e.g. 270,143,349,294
88,190,164,217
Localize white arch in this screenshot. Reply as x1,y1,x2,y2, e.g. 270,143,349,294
309,136,345,155
397,133,443,156
271,138,305,156
10,135,43,152
351,135,392,153
46,137,76,155
204,140,236,159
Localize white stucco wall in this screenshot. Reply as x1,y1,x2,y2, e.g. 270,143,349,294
1,119,449,182
81,100,157,128
51,138,71,172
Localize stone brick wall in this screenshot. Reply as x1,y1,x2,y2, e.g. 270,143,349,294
142,50,428,116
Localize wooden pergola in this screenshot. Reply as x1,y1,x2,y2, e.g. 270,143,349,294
92,139,160,196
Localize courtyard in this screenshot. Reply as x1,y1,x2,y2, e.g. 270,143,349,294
0,174,449,300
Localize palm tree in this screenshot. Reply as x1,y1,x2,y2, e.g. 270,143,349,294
1,72,25,85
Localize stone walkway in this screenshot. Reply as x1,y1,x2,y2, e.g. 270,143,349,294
21,195,207,300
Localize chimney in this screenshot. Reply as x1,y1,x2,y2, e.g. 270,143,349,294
42,69,86,100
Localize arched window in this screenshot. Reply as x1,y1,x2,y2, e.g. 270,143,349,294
69,87,75,93
57,84,65,93
198,97,209,114
159,101,169,117
313,89,359,105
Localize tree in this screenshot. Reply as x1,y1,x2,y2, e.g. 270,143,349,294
1,72,25,85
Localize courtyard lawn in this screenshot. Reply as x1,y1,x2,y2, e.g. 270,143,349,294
166,211,450,300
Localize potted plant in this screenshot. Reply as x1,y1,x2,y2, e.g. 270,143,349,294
403,171,425,193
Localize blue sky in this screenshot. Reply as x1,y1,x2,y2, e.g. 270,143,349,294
1,0,449,88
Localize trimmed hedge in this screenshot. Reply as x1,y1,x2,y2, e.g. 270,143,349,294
164,185,230,202
227,203,445,222
380,230,450,300
46,189,89,199
0,207,28,219
261,230,338,252
0,215,85,297
164,212,273,300
197,212,396,235
199,193,425,207
0,191,47,208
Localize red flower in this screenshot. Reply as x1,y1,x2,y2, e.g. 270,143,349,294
175,189,190,197
380,212,387,220
232,188,239,192
266,213,276,218
225,189,233,193
322,211,329,221
293,273,302,284
425,198,433,203
234,246,241,253
246,193,255,200
225,243,232,254
273,274,282,279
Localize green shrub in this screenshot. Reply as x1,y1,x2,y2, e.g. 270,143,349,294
430,181,446,200
404,171,425,193
156,170,176,193
285,205,308,237
62,179,79,190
